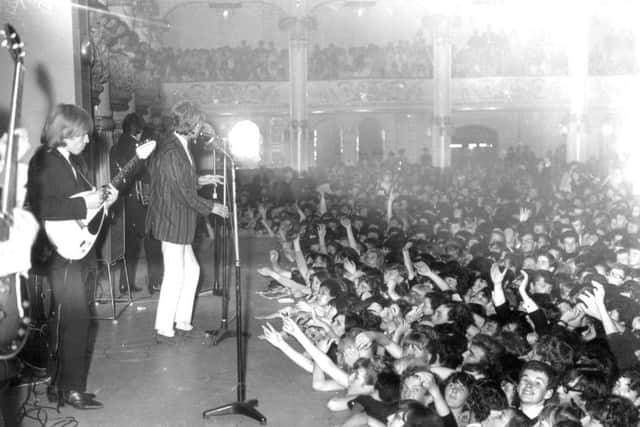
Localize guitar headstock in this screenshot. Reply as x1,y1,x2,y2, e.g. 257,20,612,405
136,140,157,160
0,24,25,65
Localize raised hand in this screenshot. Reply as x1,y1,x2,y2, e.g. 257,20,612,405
317,223,326,239
212,203,229,218
414,261,431,276
259,322,286,348
559,305,584,328
257,266,274,277
590,280,606,304
577,291,602,320
281,315,302,337
269,249,279,264
518,269,529,292
343,258,357,275
519,207,532,223
490,263,507,287
405,304,424,323
421,371,437,393
339,217,351,229
198,174,224,186
355,332,373,352
258,204,267,219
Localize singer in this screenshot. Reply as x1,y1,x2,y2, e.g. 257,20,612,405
145,101,228,343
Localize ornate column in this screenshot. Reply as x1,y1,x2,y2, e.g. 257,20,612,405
282,1,312,172
431,16,452,169
566,7,589,163
88,7,115,187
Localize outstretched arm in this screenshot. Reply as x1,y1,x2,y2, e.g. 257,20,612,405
282,316,349,388
259,322,313,373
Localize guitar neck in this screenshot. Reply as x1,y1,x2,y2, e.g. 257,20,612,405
0,58,24,214
111,153,143,192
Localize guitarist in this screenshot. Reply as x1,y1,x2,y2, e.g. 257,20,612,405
146,101,228,344
109,112,163,296
25,104,117,410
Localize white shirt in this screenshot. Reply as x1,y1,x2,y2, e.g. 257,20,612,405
56,147,77,179
174,132,194,166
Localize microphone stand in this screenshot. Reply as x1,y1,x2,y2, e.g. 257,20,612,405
202,141,266,425
206,150,234,345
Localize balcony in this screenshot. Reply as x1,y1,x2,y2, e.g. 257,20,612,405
162,75,640,115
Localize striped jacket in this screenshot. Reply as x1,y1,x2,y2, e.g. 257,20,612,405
145,134,213,244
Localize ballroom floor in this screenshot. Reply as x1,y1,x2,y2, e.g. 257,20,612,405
4,234,345,427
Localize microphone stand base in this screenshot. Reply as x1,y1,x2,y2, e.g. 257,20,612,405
205,327,235,346
202,399,266,424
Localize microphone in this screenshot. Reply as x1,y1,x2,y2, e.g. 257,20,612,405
199,122,218,142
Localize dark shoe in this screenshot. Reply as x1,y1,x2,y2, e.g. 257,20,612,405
155,333,177,345
63,390,103,409
49,387,95,400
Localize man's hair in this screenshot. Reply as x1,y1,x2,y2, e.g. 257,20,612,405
42,103,92,148
532,334,575,374
399,401,445,427
470,334,505,362
467,379,509,422
585,395,639,427
352,357,379,387
169,101,205,135
562,367,609,403
430,327,467,368
122,112,144,136
375,370,401,402
519,360,558,391
442,371,475,393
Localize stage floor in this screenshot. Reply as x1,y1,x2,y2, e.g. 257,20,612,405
7,234,344,427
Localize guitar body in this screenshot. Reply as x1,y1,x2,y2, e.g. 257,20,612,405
43,202,105,260
0,274,30,358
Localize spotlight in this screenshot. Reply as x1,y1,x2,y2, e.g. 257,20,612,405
228,120,261,164
222,9,230,18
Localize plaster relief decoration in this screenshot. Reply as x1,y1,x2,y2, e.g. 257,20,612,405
88,5,112,106
329,80,431,105
106,26,138,111
162,82,289,107
452,77,569,108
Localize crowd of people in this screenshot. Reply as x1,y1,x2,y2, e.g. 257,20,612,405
308,31,433,80
159,41,289,82
452,29,568,77
154,30,636,83
233,146,640,426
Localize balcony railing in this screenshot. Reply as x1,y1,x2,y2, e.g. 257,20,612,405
162,75,640,114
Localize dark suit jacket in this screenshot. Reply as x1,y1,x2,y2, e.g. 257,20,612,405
26,146,92,222
145,133,212,244
110,133,148,235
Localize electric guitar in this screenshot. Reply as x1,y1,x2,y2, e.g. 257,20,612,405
0,23,29,360
44,140,156,260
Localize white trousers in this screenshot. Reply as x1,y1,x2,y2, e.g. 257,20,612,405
154,241,200,336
